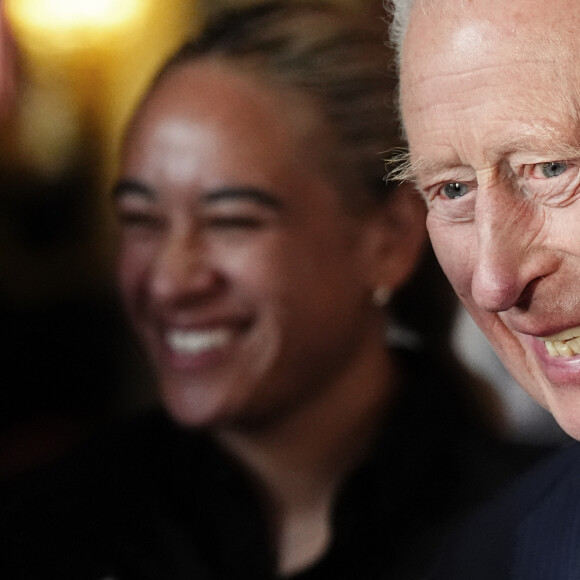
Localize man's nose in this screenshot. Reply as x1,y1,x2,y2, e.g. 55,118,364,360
470,184,555,313
149,229,222,306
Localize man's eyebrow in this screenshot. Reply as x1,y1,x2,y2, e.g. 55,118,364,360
385,139,580,185
385,147,453,184
202,187,284,209
506,136,580,160
111,179,155,199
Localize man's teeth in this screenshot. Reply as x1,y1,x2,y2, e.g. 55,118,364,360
167,329,232,354
540,326,580,358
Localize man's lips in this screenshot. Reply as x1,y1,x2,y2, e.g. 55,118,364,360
538,325,580,358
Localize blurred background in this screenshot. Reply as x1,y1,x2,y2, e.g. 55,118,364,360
0,0,204,480
0,0,567,482
0,0,392,480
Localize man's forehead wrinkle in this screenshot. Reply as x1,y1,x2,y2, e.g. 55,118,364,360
402,70,499,124
407,52,568,92
405,64,580,156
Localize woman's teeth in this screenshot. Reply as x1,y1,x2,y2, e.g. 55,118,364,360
540,326,580,358
167,329,232,355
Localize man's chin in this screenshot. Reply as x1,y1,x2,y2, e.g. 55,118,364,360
548,407,580,441
532,383,580,441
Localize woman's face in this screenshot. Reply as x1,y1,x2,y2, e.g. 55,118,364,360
114,61,406,429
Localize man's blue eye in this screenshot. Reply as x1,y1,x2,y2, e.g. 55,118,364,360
540,161,568,178
442,182,469,199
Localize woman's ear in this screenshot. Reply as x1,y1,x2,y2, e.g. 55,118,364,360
363,183,427,293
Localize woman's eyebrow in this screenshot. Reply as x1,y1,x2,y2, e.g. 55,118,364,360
110,182,286,210
202,187,284,210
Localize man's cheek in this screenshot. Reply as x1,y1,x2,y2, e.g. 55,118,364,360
428,232,474,299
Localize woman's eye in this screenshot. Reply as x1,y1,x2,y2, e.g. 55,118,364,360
117,210,159,228
535,161,569,179
209,215,263,229
441,182,470,199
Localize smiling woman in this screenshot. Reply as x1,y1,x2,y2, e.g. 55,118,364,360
0,2,552,579
115,56,408,431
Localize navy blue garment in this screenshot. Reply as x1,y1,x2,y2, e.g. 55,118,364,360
430,441,580,580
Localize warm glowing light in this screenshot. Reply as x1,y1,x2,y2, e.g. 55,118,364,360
6,0,148,50
8,0,142,30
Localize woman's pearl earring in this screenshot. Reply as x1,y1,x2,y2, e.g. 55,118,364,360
372,287,392,308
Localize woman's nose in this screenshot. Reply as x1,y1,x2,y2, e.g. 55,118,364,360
149,230,223,307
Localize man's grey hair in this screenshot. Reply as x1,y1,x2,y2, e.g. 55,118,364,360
386,0,418,65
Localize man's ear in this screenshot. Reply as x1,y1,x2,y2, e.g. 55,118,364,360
363,183,427,293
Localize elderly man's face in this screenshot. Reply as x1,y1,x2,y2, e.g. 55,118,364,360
400,0,580,439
